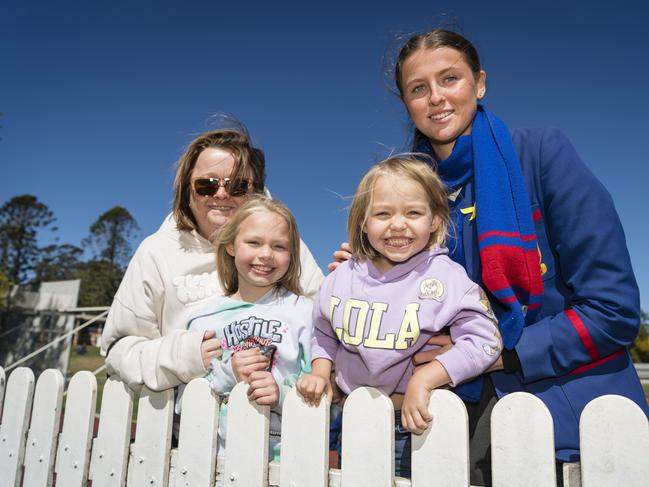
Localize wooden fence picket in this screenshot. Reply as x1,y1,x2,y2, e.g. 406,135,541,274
126,387,173,487
4,366,649,487
0,367,35,487
580,394,649,486
54,371,97,486
411,388,469,487
172,378,219,487
279,388,329,487
491,391,556,487
89,375,135,487
340,387,393,487
23,369,64,487
224,382,270,487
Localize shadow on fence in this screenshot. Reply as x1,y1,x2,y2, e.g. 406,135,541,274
1,366,648,487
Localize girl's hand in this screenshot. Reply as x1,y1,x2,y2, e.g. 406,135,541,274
412,335,453,367
200,330,222,369
327,242,353,272
401,372,434,435
296,374,332,406
247,370,279,407
232,348,270,382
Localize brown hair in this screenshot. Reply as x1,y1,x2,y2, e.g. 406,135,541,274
215,196,303,296
348,155,450,262
172,129,266,232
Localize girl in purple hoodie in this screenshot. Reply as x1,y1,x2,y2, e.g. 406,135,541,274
296,156,501,477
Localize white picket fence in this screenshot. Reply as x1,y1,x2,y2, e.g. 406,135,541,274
1,366,648,487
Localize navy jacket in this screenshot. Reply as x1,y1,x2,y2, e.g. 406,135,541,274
459,127,649,462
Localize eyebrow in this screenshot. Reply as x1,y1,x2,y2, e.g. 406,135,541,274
405,65,460,84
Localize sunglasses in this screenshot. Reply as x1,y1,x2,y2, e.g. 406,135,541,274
192,177,252,197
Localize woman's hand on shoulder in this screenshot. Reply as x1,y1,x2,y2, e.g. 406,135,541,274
231,348,270,382
296,373,332,407
247,371,279,407
200,330,222,369
327,242,353,272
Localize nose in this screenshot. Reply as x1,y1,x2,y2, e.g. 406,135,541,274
389,215,407,230
428,85,444,106
214,184,229,199
258,244,273,260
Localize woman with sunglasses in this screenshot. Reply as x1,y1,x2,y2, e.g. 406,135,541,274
101,127,324,392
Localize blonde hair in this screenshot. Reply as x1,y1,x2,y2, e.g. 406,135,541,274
348,155,450,261
215,196,303,296
172,128,266,233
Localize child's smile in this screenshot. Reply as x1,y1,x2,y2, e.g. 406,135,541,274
364,174,439,274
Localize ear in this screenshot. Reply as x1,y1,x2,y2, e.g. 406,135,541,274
476,70,487,100
225,243,235,257
430,215,442,234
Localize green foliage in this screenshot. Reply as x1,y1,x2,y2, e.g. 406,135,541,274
630,310,649,363
82,207,139,270
34,243,83,283
73,259,124,307
0,267,12,309
0,195,56,283
0,195,140,308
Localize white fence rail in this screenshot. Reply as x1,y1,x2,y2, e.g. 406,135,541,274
0,366,648,487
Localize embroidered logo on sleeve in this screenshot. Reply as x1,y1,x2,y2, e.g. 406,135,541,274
478,287,496,320
483,343,499,356
419,278,444,301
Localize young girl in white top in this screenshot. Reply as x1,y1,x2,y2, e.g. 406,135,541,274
182,196,313,459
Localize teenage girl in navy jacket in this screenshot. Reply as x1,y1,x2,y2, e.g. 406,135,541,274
332,29,648,486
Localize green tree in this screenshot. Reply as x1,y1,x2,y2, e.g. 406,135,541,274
0,195,56,283
74,260,124,307
82,207,139,270
630,310,649,363
0,267,12,310
33,243,83,283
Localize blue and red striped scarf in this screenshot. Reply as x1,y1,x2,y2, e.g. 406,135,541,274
418,106,544,350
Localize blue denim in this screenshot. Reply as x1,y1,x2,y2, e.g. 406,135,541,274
394,410,412,478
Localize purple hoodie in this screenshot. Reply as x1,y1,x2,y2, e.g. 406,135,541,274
311,247,501,395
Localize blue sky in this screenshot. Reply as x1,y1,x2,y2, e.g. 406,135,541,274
2,0,648,310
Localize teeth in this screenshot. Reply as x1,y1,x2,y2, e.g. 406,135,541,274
429,111,452,121
385,238,412,247
252,265,272,272
210,206,233,210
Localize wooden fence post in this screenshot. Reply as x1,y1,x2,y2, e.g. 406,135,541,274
23,369,64,487
126,387,173,487
90,376,135,487
491,391,556,487
173,378,219,487
0,367,34,487
279,388,329,487
54,371,97,486
224,382,269,487
411,389,469,487
580,394,649,486
341,387,393,487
